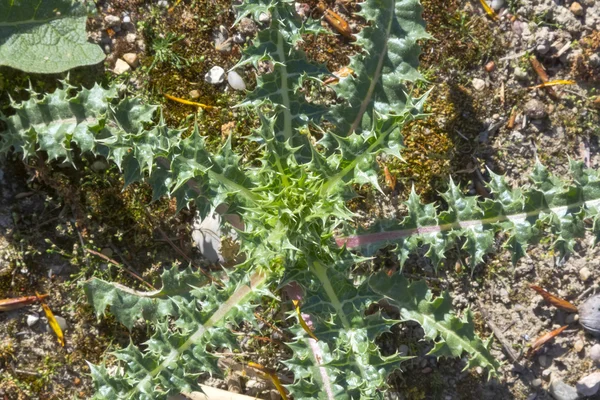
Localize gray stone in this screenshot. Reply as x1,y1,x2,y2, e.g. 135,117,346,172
205,66,225,85
538,354,551,368
472,78,486,91
553,6,583,33
238,17,257,36
399,344,409,357
576,372,600,397
573,339,584,353
227,70,246,91
590,54,600,68
549,380,580,400
579,295,600,336
584,3,600,29
233,33,245,44
543,369,553,381
532,378,543,388
589,343,600,364
514,66,528,80
524,99,547,119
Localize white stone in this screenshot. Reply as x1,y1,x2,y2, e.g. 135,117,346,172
579,266,592,282
472,78,486,91
574,339,584,353
491,0,505,11
122,15,131,24
227,70,246,91
26,313,39,327
113,59,131,75
577,372,600,397
205,66,225,85
589,343,600,364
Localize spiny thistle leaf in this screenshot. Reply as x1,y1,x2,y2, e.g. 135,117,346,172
369,273,500,377
339,161,600,271
87,268,269,400
325,0,430,137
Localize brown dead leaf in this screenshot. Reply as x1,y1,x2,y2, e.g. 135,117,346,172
530,285,578,313
527,325,568,357
0,294,48,311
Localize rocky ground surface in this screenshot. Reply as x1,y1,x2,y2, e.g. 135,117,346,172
1,0,600,399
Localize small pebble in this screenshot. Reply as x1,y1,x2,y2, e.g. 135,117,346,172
538,354,551,368
205,66,225,85
122,15,131,24
113,59,131,75
524,99,547,120
421,367,432,374
532,378,543,388
122,53,139,68
579,267,591,282
258,12,271,24
577,372,600,397
514,66,528,80
491,0,505,11
573,339,584,353
549,379,580,400
233,33,245,44
27,313,39,327
227,70,246,91
101,247,113,258
542,369,553,381
51,315,68,332
589,344,600,364
104,15,121,28
238,17,257,36
125,33,137,44
570,2,584,16
485,61,496,72
189,90,200,99
472,78,486,91
399,344,409,357
566,313,578,324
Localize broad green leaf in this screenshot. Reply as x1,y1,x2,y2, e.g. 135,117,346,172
0,0,105,73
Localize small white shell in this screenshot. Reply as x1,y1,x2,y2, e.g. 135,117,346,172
227,70,246,91
205,66,225,85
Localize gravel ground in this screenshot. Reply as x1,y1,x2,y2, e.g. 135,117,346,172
1,0,600,399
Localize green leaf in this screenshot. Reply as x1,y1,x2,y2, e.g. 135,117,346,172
0,0,105,73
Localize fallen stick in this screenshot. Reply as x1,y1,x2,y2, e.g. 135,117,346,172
477,300,520,363
529,56,559,99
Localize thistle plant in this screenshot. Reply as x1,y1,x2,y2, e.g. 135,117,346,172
4,0,600,398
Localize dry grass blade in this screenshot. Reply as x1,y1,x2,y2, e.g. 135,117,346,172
248,362,289,400
0,294,48,311
526,325,568,357
292,300,319,342
530,285,578,313
528,80,576,89
478,0,499,20
36,292,64,347
164,93,217,110
529,56,558,99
